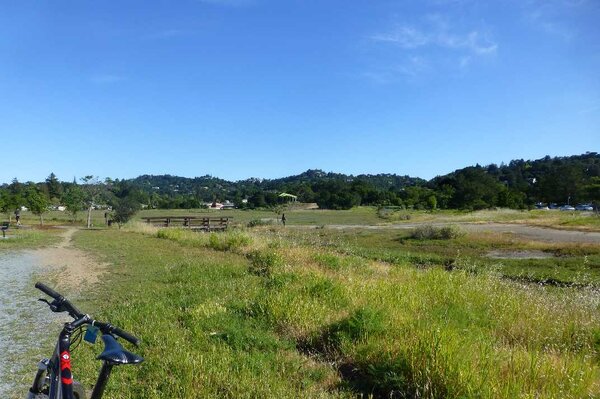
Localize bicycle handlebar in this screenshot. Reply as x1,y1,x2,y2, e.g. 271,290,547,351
35,282,141,346
112,327,140,346
35,282,62,300
36,282,84,317
93,321,141,346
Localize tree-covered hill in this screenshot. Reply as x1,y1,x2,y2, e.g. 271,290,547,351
1,153,598,212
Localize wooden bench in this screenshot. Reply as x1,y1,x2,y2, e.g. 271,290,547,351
142,216,199,227
142,216,232,231
188,217,231,232
1,222,9,238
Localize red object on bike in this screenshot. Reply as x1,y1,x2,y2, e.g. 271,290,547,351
60,351,73,385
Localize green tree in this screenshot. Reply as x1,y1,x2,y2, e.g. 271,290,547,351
45,172,63,201
0,189,15,222
3,179,25,223
427,195,437,210
111,197,141,228
25,185,50,225
81,175,106,228
248,192,266,208
62,186,85,223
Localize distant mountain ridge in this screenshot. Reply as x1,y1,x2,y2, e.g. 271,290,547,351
127,169,426,197
122,153,599,209
1,152,598,211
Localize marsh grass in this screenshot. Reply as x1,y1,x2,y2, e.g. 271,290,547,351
277,228,600,286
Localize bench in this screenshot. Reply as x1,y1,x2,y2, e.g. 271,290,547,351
142,216,232,231
1,222,9,238
142,217,199,227
188,217,231,232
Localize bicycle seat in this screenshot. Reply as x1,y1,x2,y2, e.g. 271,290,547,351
97,334,144,365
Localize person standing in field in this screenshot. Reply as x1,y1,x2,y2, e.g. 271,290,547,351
281,213,286,227
15,209,21,225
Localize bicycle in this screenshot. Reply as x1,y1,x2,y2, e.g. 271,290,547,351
27,282,144,399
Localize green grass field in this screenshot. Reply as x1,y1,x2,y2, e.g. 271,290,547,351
8,206,600,231
4,207,600,397
58,223,600,398
0,226,62,250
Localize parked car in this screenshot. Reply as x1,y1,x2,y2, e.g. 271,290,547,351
560,205,575,211
548,203,559,209
575,204,594,211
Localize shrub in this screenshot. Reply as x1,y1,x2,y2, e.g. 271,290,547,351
247,219,274,228
247,249,283,277
157,228,186,240
409,225,464,240
208,231,252,251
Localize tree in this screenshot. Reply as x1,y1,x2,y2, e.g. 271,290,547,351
80,176,105,228
111,197,141,228
45,172,62,201
62,186,85,223
248,192,266,208
427,195,437,210
0,189,16,223
25,185,50,225
1,179,25,223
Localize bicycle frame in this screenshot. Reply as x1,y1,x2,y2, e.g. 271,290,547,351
32,329,125,399
29,283,143,399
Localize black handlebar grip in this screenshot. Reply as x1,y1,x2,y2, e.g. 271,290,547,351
35,282,62,299
112,327,141,346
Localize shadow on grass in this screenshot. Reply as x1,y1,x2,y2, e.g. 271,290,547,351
296,307,418,398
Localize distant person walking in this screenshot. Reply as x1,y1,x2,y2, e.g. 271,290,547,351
281,213,286,227
15,209,21,225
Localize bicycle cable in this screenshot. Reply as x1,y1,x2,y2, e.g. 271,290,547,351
69,325,85,352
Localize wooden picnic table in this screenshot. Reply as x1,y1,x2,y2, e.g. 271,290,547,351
142,216,232,231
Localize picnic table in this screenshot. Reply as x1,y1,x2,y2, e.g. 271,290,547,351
142,216,232,232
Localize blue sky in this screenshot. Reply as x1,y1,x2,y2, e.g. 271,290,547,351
1,0,599,184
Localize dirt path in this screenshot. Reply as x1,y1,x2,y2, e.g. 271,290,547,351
30,227,106,291
0,227,106,397
309,222,600,244
457,223,600,244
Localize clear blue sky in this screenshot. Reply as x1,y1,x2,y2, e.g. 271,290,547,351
1,0,599,184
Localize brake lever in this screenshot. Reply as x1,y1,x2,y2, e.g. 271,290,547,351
38,298,63,313
38,298,52,307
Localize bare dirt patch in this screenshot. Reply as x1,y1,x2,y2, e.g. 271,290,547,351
28,227,107,292
486,250,554,259
314,223,600,244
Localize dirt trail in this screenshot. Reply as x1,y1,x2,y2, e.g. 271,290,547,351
29,227,106,291
308,222,600,244
0,227,106,396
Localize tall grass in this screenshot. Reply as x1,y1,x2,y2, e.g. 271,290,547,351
71,228,600,398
